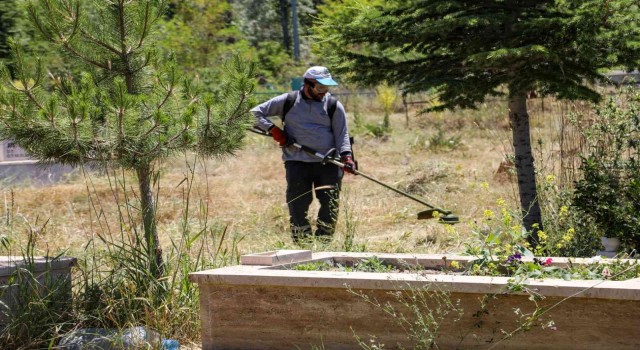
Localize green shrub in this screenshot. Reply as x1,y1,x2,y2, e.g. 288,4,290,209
572,91,640,251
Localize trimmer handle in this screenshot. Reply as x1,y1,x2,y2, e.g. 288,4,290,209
292,143,337,165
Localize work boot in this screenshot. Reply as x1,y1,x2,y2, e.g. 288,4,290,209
291,225,312,244
315,220,335,238
313,227,334,245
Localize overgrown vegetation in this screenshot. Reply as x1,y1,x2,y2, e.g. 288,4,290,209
0,0,639,348
0,0,256,279
3,88,640,348
0,157,247,348
0,229,74,349
572,90,640,251
351,285,464,350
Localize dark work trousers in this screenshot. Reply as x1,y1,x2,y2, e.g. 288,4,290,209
285,161,343,242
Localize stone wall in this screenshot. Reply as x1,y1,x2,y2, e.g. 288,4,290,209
0,256,76,326
191,252,640,350
199,283,640,350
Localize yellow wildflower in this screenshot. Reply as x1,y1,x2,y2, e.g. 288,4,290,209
484,210,495,220
562,228,575,242
450,261,461,269
545,174,556,184
445,224,456,235
501,208,511,225
559,206,569,216
538,231,548,242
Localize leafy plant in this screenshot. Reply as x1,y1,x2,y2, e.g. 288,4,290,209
293,261,333,271
293,256,394,273
376,83,396,130
362,122,390,139
462,197,640,281
535,174,601,257
356,256,394,273
572,90,640,251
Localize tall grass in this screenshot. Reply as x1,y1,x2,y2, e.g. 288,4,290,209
0,224,74,349
0,153,248,348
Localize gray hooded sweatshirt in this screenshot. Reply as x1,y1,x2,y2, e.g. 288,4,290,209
252,90,352,163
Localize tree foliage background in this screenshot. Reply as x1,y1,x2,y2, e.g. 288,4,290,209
0,0,333,89
312,0,640,244
1,1,640,346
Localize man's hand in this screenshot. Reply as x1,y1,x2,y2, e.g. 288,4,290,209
269,126,289,147
340,154,357,174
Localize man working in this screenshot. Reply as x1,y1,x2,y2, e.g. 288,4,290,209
251,66,356,243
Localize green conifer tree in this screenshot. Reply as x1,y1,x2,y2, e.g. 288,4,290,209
315,0,640,246
0,0,255,277
0,0,16,60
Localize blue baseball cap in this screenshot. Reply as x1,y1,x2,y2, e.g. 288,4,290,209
303,66,338,86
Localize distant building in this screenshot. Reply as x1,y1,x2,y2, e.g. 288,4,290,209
605,70,640,85
0,140,75,184
0,140,31,162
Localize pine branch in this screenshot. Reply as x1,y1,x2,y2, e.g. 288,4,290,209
79,29,121,56
136,1,150,49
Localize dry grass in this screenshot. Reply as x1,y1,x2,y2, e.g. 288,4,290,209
0,95,598,348
0,95,589,258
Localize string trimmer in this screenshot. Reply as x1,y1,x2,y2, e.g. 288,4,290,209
291,142,460,224
249,127,459,224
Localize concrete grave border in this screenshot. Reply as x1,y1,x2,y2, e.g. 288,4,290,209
190,251,640,350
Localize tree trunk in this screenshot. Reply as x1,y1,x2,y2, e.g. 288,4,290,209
137,164,164,278
508,92,543,247
291,0,300,61
279,0,291,52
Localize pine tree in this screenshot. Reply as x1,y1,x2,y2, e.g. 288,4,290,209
0,0,16,60
0,0,255,277
315,0,640,246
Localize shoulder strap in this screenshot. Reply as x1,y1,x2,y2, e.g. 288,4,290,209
281,91,298,122
328,95,338,120
282,91,339,122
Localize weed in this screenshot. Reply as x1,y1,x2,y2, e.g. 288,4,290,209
427,124,463,152
340,188,359,252
350,284,464,349
293,261,333,271
376,83,397,130
0,228,74,349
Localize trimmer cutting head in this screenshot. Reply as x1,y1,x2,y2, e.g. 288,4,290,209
417,209,460,224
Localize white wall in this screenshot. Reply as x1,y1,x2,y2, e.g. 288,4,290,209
0,140,32,162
